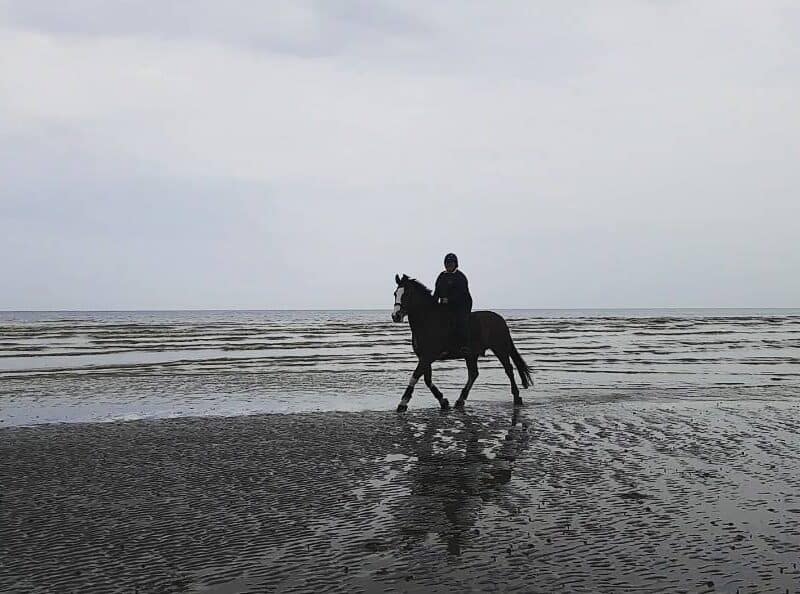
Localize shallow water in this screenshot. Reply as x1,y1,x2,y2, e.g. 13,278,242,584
1,309,798,426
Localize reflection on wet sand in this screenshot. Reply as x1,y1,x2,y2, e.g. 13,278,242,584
394,409,530,556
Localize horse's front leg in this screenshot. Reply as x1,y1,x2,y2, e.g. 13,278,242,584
424,364,450,411
397,360,427,412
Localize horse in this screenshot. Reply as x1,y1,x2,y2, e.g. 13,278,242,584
392,274,533,412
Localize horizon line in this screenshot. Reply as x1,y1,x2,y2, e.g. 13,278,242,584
2,306,798,313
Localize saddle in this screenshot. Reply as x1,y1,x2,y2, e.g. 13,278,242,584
411,310,478,360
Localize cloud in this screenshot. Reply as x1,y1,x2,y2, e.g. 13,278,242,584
1,2,799,308
1,0,430,58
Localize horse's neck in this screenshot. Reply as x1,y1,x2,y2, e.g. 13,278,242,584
407,302,434,333
405,285,435,332
408,311,423,334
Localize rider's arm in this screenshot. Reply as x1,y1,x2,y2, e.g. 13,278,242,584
432,272,445,302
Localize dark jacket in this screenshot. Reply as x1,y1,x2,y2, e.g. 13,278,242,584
433,270,472,309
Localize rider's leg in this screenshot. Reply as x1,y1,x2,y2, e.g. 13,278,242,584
457,308,471,355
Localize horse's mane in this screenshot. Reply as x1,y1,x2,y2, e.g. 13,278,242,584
405,277,436,305
407,278,432,294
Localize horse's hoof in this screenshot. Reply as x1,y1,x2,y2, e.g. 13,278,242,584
454,399,465,410
440,398,450,411
513,398,524,407
396,403,408,413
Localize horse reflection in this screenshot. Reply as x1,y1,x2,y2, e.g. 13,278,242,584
393,409,531,556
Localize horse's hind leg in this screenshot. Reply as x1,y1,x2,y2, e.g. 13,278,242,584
424,365,450,411
454,356,479,410
495,350,522,406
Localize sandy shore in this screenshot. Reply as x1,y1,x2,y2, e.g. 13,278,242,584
2,400,800,593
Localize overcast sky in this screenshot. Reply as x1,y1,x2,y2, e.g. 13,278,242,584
2,1,799,310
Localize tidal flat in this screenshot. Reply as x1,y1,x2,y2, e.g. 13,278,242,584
3,400,799,593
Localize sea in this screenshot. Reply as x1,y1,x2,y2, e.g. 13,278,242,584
1,309,798,427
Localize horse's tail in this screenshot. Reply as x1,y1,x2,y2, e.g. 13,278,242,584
510,342,533,389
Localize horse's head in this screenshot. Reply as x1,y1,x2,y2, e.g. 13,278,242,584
392,274,434,322
392,274,409,322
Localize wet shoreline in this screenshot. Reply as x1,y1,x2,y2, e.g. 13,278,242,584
2,309,799,426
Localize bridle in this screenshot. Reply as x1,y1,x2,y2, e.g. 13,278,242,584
392,284,407,322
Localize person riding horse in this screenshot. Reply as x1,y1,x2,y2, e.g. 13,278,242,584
432,253,472,356
392,273,532,411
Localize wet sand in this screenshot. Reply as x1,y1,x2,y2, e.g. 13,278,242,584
2,400,800,593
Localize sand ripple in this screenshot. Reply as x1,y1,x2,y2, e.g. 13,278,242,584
2,400,799,592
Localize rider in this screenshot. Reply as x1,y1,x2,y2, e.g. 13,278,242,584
432,253,472,355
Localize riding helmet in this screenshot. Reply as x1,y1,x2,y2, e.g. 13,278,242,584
444,253,458,266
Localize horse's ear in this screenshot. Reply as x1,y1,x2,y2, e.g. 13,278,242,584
402,274,408,281
395,274,401,285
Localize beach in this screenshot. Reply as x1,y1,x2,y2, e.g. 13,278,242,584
3,399,799,593
5,1,800,589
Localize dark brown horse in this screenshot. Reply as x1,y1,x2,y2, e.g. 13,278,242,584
392,274,533,412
